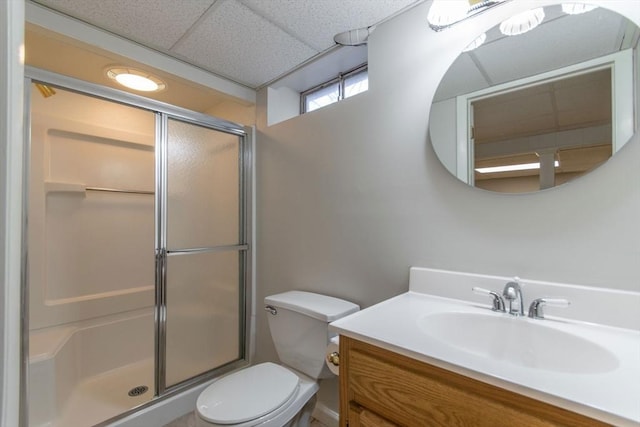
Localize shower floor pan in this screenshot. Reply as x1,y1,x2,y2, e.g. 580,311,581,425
29,309,154,427
55,358,154,427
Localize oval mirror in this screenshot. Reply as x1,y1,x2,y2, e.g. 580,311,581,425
429,3,638,193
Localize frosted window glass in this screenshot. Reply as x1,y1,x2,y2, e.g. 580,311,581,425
302,68,368,113
167,119,240,249
165,251,241,386
344,70,369,99
305,81,340,112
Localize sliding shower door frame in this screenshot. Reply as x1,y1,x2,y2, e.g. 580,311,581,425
21,67,253,427
156,113,252,394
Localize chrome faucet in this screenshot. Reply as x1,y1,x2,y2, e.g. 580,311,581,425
502,278,524,316
474,277,571,320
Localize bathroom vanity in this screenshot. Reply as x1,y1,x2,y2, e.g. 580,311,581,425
340,336,606,426
329,268,640,427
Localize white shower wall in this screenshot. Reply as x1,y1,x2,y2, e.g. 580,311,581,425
28,86,157,425
29,87,156,330
29,309,154,427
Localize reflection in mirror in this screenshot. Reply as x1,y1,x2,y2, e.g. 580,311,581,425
472,67,612,192
429,4,639,193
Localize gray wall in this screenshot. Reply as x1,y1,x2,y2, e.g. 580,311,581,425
254,0,639,413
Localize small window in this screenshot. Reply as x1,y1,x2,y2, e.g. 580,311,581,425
301,65,368,113
303,79,340,113
344,69,369,99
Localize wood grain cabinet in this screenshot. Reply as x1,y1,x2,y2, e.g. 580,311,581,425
339,336,610,427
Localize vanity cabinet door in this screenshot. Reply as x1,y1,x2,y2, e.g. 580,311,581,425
348,402,397,427
339,336,609,427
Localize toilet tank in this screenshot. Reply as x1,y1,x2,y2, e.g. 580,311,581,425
264,291,359,379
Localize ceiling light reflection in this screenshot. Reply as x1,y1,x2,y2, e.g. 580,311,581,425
476,161,559,174
562,3,598,15
500,8,545,36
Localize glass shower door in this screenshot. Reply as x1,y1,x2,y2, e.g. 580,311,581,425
162,117,248,389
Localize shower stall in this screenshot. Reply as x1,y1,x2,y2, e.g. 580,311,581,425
23,68,252,427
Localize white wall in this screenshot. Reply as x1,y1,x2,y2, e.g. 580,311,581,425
254,0,640,415
266,86,301,126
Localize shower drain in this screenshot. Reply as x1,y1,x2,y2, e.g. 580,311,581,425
128,385,149,397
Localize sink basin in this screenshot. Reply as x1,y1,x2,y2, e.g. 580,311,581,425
418,312,619,374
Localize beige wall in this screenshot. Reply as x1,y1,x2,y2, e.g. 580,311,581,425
254,0,640,413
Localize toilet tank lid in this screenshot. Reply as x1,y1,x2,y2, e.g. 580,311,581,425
265,291,359,322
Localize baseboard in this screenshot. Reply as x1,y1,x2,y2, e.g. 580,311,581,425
312,402,339,427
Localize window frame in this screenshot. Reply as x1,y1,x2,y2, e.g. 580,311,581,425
300,63,368,114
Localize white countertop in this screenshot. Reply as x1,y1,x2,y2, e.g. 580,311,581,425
330,291,640,426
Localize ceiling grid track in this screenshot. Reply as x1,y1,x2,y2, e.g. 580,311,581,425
169,0,222,51
238,0,320,53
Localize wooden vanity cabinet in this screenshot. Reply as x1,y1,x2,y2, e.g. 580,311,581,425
339,336,609,427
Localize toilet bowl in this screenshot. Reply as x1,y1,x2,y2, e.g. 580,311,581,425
195,363,318,427
195,291,359,427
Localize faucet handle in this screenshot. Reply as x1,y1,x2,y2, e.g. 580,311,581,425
472,287,506,312
528,298,570,319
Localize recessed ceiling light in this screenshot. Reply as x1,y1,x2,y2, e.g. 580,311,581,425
106,67,166,92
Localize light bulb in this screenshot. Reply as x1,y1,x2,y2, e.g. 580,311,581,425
562,3,598,15
115,74,159,92
106,67,166,92
428,0,470,28
500,8,545,36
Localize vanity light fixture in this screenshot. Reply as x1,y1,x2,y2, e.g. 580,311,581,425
106,67,166,92
561,3,598,15
476,160,559,174
427,0,508,31
499,7,545,36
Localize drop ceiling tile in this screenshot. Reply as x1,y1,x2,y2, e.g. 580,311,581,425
33,0,215,50
172,0,317,88
241,0,419,51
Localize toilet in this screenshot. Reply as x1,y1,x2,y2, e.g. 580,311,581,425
195,291,359,427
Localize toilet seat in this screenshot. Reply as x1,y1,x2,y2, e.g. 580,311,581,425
197,362,300,425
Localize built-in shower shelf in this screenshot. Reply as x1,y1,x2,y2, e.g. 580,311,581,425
44,181,154,195
45,181,86,194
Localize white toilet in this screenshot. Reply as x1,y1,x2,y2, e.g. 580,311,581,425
195,291,359,427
